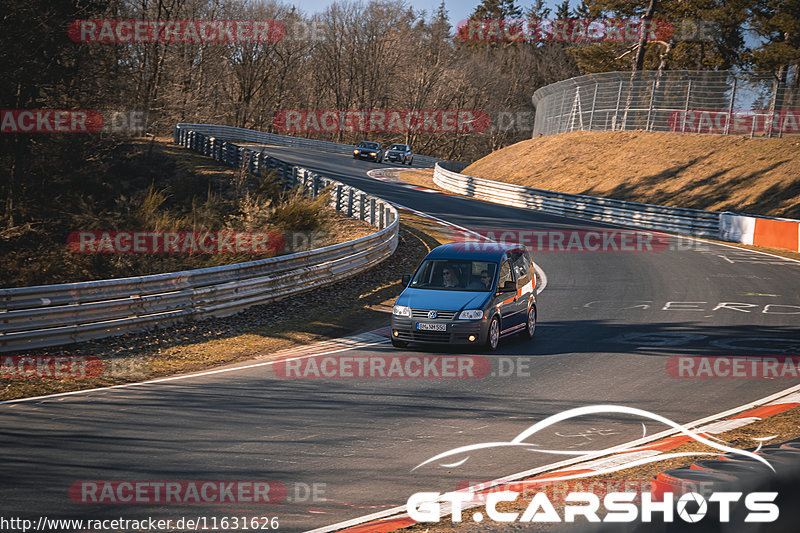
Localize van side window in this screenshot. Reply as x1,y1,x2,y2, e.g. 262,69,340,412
523,250,536,286
508,251,530,287
497,259,512,288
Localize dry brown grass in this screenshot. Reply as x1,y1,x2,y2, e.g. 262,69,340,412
462,131,800,219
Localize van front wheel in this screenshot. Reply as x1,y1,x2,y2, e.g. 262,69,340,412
521,306,536,339
486,316,500,351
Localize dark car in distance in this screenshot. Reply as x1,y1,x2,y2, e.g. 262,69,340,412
391,242,537,351
353,141,384,162
383,143,413,165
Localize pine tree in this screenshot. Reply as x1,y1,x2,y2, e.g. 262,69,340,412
470,0,523,18
748,0,800,108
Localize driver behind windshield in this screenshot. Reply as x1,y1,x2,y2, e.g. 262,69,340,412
442,266,460,288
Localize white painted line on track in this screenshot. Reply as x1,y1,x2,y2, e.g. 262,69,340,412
0,339,389,406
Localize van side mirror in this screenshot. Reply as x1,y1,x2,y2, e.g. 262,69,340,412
402,274,411,285
500,280,516,293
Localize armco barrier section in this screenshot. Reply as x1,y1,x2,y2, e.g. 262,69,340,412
174,123,444,168
0,130,399,353
433,162,720,237
721,213,800,251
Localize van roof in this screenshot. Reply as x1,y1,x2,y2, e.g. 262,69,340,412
425,242,527,261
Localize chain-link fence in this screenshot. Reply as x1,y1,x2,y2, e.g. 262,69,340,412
532,70,800,138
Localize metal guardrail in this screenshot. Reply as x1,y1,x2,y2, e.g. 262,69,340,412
0,129,399,353
433,162,720,237
175,123,444,168
531,70,798,138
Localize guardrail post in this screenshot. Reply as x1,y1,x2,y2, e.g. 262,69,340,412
335,185,343,211
174,126,179,143
370,198,376,225
725,78,737,135
291,167,298,187
646,78,656,131
379,204,385,229
312,175,319,197
681,79,692,133
359,193,366,220
588,84,598,131
347,188,354,217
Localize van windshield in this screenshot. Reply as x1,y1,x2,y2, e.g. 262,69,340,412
409,260,497,291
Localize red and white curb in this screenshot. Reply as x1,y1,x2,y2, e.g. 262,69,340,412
306,384,800,533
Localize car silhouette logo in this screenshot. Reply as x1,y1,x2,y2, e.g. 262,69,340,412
428,311,438,319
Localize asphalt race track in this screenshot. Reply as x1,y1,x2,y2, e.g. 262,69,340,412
1,147,799,532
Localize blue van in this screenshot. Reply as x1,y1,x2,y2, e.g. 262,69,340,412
390,242,537,350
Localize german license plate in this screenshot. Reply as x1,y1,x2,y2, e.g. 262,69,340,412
417,322,446,331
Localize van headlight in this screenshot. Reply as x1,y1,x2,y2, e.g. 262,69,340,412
458,310,484,320
393,305,411,317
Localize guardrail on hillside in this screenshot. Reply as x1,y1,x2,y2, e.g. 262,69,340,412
175,123,444,168
0,129,399,353
433,162,720,237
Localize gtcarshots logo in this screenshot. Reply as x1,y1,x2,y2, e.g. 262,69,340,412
68,20,285,43
410,405,780,525
272,110,491,133
69,481,327,504
406,490,779,523
273,355,491,379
